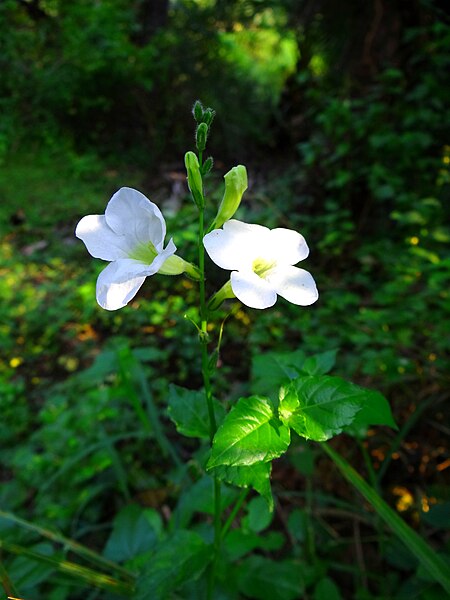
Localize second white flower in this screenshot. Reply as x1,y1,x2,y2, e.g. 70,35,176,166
203,220,318,309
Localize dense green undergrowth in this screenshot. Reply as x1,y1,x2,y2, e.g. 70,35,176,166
0,142,449,598
1,1,450,597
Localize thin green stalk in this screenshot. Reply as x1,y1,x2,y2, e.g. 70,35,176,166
198,197,222,600
221,489,249,540
321,443,450,595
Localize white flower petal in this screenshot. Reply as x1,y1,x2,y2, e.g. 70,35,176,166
266,266,318,306
96,260,149,310
268,228,310,264
105,187,166,250
151,238,177,274
204,219,269,270
75,215,130,261
231,270,277,309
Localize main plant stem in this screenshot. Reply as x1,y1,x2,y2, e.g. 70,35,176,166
198,205,222,598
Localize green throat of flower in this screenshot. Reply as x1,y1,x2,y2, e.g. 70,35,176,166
252,257,276,278
129,241,158,264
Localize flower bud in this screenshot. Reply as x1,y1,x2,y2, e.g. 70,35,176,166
212,165,248,229
196,122,208,153
185,151,204,208
159,255,201,279
202,156,214,175
193,100,204,123
203,108,215,127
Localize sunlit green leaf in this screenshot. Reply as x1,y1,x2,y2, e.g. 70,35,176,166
279,376,364,441
207,396,290,468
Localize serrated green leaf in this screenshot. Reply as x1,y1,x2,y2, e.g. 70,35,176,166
135,530,210,600
236,555,303,600
212,462,273,511
208,396,290,468
167,384,225,439
103,504,161,562
279,376,364,441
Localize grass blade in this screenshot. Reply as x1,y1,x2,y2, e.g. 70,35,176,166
0,510,133,582
0,539,134,595
322,442,450,595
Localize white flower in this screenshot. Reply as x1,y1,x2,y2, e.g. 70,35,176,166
76,187,193,311
203,219,318,309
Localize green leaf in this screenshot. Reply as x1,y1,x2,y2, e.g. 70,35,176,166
252,350,337,397
207,396,290,468
314,577,343,600
300,350,338,376
252,350,306,396
279,376,364,441
224,530,284,561
167,384,225,439
236,555,303,600
212,462,273,511
346,388,397,433
244,496,273,533
103,504,162,562
174,475,237,528
322,443,450,596
135,530,210,600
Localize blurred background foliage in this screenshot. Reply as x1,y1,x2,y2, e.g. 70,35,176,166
1,0,450,598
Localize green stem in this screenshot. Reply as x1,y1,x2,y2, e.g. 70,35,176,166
198,200,221,600
321,443,450,595
221,489,249,540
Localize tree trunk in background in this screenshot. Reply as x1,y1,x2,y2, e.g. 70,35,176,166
134,0,169,45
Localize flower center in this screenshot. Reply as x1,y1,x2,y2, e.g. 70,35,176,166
252,257,276,278
128,241,158,264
